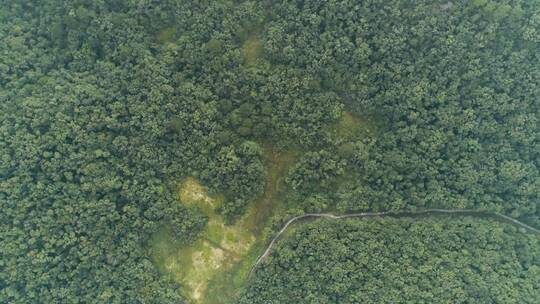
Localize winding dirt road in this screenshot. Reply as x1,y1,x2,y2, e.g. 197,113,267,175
249,209,540,275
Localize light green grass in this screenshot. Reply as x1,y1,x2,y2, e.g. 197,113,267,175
242,34,263,66
328,111,374,140
149,146,300,304
150,146,297,304
206,221,225,244
151,177,257,303
201,146,298,303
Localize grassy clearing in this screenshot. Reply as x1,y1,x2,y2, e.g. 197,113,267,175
203,145,298,303
204,243,264,304
149,178,248,302
242,34,263,66
329,111,374,140
177,178,256,303
150,146,299,303
178,177,220,211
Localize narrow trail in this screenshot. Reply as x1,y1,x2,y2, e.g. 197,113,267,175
249,209,540,276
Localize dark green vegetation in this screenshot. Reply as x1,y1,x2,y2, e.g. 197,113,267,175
1,0,539,303
242,217,540,303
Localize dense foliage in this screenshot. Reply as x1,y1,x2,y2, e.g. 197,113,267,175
270,0,540,224
242,217,540,303
1,0,539,303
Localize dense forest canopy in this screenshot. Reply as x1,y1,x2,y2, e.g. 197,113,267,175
241,217,540,303
1,0,539,303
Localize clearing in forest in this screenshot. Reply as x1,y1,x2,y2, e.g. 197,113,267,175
204,145,298,304
150,146,297,304
329,111,374,140
152,178,254,303
242,34,263,66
